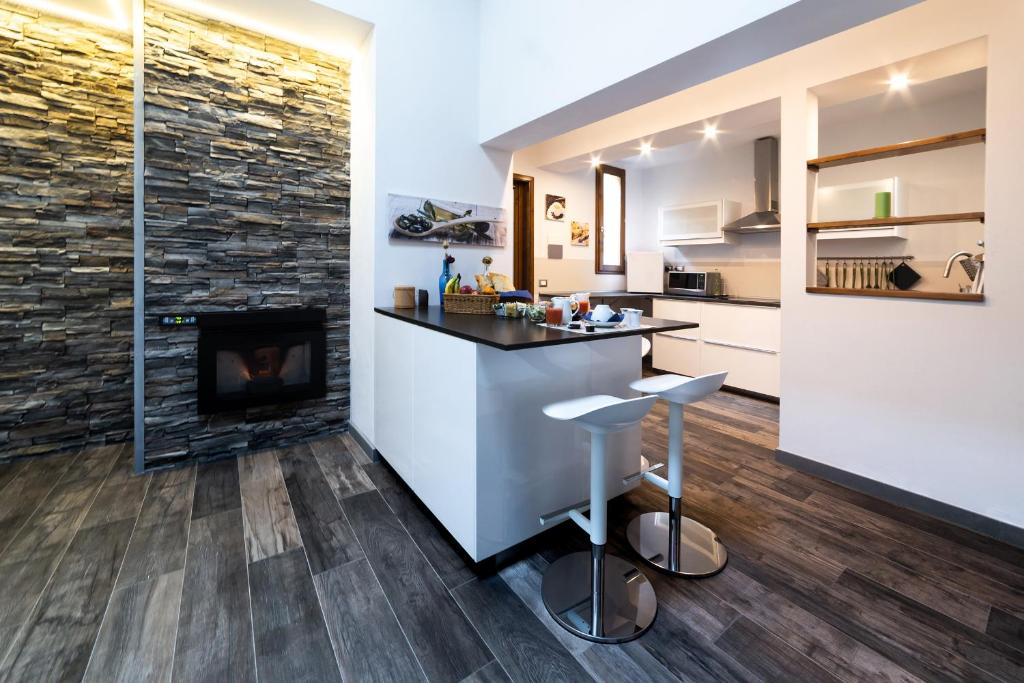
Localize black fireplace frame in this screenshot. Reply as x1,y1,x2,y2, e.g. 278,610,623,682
196,308,327,415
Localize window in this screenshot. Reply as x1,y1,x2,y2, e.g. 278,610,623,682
595,164,625,274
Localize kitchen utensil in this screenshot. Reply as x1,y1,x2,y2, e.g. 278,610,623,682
874,191,892,219
889,259,921,290
573,292,591,317
591,304,615,322
551,296,577,326
393,286,416,309
417,289,429,308
621,308,643,328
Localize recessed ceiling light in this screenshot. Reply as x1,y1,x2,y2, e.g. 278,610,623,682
589,155,602,167
703,123,717,139
639,141,653,156
888,73,910,91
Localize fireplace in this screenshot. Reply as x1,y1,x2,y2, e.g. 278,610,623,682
197,309,327,414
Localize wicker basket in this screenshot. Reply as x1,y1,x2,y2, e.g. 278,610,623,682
443,292,499,314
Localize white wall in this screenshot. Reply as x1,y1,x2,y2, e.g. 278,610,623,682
634,140,783,275
774,1,1024,529
318,0,515,444
477,0,921,149
513,159,660,293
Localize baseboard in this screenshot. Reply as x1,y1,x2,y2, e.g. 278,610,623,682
776,449,1024,550
346,423,380,462
646,367,779,404
722,384,779,404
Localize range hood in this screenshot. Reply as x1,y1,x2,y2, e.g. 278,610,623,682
723,136,780,233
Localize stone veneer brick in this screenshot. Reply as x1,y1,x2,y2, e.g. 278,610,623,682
0,4,134,460
142,4,351,466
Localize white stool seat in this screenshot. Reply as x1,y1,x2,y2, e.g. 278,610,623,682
640,337,652,357
630,371,727,405
543,394,657,433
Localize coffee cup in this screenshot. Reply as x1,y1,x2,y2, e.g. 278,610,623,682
621,308,642,328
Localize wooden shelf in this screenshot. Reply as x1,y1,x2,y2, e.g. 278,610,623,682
807,128,986,171
808,212,984,231
806,287,984,302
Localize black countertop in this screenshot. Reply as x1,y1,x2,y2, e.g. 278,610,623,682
374,306,698,351
541,291,781,308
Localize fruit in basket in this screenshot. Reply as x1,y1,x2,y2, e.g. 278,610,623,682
444,274,461,294
459,285,474,294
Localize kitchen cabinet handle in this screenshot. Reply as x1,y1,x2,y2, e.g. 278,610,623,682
654,332,698,341
703,338,779,354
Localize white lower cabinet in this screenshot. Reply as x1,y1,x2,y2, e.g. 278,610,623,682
700,341,779,397
652,334,700,377
652,299,780,398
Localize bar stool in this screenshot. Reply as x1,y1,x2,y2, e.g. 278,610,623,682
539,394,658,643
626,372,728,577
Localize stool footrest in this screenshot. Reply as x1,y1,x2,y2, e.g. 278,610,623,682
622,461,665,486
539,497,591,527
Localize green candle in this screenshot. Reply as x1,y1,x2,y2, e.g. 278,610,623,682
874,191,892,219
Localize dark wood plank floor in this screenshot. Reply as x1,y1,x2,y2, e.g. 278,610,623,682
1,393,1023,682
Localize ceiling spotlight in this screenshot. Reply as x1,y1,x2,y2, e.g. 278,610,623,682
888,73,910,91
703,123,718,140
589,155,602,168
639,141,653,156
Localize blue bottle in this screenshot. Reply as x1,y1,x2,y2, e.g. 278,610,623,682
438,258,451,302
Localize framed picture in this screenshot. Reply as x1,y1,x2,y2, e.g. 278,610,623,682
570,221,590,246
387,193,506,246
545,194,566,221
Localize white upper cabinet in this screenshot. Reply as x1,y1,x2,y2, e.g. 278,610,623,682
815,177,906,240
658,199,740,246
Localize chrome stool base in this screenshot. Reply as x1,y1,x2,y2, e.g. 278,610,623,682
541,547,657,644
626,499,727,577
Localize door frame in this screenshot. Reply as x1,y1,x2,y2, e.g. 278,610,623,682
512,173,535,295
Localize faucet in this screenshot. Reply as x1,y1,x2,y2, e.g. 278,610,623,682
943,251,973,278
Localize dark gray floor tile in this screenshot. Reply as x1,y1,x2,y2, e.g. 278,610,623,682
83,569,185,683
278,445,362,575
309,435,374,500
249,548,340,682
343,490,491,682
173,507,256,683
314,558,424,682
0,519,135,682
452,574,592,682
192,458,242,520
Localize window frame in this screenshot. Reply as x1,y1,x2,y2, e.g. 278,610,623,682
594,164,626,274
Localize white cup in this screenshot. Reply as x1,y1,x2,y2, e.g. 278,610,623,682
591,304,615,322
621,308,642,328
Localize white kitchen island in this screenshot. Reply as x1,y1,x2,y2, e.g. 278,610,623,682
374,306,698,561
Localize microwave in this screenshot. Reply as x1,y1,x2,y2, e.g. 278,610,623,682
664,270,723,296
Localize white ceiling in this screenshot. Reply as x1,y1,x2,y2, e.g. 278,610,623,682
7,0,372,58
535,37,987,175
544,98,782,173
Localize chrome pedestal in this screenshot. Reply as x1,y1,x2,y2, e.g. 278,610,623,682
626,497,727,577
541,544,657,644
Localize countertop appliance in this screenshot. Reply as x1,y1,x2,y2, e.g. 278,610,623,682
664,268,723,296
723,136,781,233
626,251,664,293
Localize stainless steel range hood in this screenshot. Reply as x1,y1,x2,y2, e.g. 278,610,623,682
723,136,780,233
